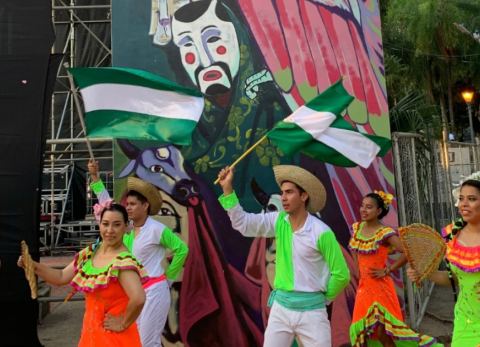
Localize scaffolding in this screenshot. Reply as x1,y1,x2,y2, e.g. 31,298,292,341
43,0,113,252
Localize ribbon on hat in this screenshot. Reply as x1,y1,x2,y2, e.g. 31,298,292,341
93,198,114,222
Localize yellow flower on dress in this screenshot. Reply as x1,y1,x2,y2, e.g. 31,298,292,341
374,190,394,207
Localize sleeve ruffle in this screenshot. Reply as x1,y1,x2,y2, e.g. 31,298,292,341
349,224,396,254
70,253,148,293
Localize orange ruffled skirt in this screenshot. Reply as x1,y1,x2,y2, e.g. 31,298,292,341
78,281,141,347
350,245,440,346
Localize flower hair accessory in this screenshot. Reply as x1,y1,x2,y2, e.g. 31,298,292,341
93,198,114,222
374,190,394,207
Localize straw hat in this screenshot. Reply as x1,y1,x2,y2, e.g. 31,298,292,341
273,165,326,213
127,177,162,215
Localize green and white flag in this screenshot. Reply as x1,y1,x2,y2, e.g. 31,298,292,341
69,67,204,145
267,80,390,168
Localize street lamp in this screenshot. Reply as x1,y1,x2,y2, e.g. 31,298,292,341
461,90,475,143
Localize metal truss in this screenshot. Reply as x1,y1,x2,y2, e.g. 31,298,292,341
43,0,113,252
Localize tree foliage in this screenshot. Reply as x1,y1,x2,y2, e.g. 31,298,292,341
382,0,480,137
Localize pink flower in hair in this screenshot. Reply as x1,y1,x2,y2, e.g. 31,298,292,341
93,198,114,222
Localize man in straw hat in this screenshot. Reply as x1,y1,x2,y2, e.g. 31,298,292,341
88,160,188,347
217,165,350,347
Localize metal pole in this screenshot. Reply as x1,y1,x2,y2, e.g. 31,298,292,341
48,0,57,253
392,134,417,326
410,137,422,221
47,137,111,145
52,4,111,9
58,0,112,54
70,0,75,164
467,102,475,144
64,63,95,160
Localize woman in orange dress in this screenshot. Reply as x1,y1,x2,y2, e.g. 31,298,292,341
19,203,147,347
349,191,440,347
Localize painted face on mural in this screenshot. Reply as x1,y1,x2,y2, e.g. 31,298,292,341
172,0,240,96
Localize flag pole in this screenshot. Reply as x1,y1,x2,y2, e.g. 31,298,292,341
64,63,95,160
213,134,268,185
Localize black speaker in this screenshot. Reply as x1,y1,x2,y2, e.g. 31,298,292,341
0,1,56,346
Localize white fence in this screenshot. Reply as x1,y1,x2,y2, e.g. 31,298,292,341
392,132,480,328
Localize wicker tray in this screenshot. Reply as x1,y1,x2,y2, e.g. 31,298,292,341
398,223,446,285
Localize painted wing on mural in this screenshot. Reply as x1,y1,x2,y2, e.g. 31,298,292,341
238,0,396,226
238,0,387,120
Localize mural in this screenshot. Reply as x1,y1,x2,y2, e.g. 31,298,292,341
111,0,398,346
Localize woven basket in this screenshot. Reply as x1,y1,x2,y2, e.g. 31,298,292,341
398,223,446,285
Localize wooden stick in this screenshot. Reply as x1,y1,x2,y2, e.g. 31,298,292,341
64,63,95,160
213,134,268,185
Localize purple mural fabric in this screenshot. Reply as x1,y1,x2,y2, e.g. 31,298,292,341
179,202,263,346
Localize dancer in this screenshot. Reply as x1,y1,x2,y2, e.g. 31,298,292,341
88,159,188,347
349,191,440,346
18,203,147,347
408,178,480,346
217,165,350,347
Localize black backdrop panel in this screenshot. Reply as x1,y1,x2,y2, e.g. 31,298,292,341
0,1,55,346
0,56,50,253
0,1,54,55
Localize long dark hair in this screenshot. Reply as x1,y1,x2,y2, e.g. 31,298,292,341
365,192,389,219
100,203,129,224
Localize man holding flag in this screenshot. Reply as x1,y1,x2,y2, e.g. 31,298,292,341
217,164,350,347
213,79,390,346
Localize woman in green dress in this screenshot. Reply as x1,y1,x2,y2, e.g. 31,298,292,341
408,178,480,346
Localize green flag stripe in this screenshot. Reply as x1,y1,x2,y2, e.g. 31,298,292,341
302,142,359,167
69,67,202,98
267,121,315,155
85,110,197,145
268,123,385,167
301,137,391,167
365,134,392,156
269,124,391,164
305,79,354,114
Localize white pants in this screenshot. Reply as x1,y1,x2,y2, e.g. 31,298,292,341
136,280,171,347
264,302,331,347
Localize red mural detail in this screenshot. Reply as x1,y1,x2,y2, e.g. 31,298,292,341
276,0,317,94
318,7,366,105
185,52,195,65
298,0,340,92
237,0,292,89
216,45,226,55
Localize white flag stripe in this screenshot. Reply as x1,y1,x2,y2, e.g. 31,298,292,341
317,128,380,168
285,106,337,137
81,83,204,121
